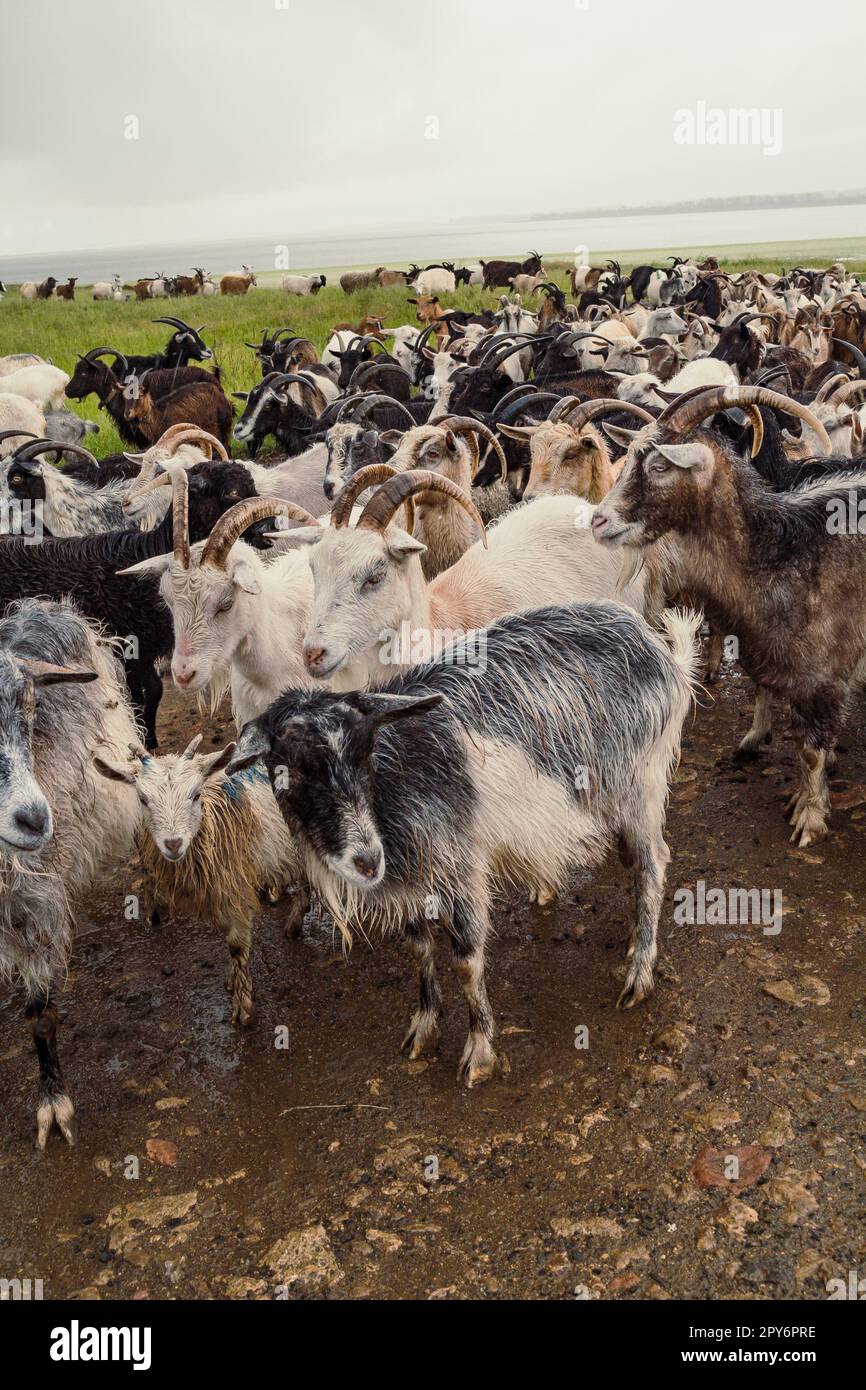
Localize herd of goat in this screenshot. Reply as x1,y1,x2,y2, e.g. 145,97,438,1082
2,248,866,1149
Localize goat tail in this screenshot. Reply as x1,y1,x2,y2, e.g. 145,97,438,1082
659,605,703,702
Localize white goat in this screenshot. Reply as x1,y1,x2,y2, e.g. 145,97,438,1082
0,364,70,411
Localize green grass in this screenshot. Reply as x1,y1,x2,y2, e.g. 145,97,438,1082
2,233,863,459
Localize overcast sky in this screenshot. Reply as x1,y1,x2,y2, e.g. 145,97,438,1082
1,0,863,254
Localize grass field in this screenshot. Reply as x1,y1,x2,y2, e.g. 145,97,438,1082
2,234,863,459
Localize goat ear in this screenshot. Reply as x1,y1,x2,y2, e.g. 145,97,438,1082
379,429,403,446
232,392,249,401
385,527,426,560
93,755,137,784
230,558,262,595
200,741,237,780
355,692,444,726
263,525,322,548
225,721,272,774
117,553,173,578
602,424,639,448
654,442,715,470
497,423,539,442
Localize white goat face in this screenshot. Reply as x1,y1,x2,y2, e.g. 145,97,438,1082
303,526,424,679
125,737,234,861
159,550,260,694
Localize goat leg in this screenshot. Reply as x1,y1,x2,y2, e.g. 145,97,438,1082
450,893,497,1087
738,684,774,755
401,920,442,1059
25,993,75,1149
617,827,670,1009
225,923,255,1027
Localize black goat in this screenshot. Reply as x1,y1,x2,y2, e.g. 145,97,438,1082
481,251,542,290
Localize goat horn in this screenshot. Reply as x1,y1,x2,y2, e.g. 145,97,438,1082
357,470,487,547
813,372,852,405
86,347,129,371
343,394,415,426
832,337,866,373
489,384,538,421
827,379,866,407
436,416,509,482
0,429,38,444
161,427,229,460
14,439,99,470
152,317,193,332
658,385,832,454
202,498,320,569
330,463,414,531
551,398,656,430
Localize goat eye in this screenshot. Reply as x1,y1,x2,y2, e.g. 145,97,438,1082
217,594,235,613
361,571,383,591
651,460,670,474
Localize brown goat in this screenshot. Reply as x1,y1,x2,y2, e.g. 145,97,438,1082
126,379,234,448
220,266,257,296
55,277,77,301
592,383,851,849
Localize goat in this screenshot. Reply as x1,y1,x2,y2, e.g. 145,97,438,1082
0,440,131,537
481,251,543,291
295,470,649,694
588,382,864,848
498,398,654,502
55,277,77,301
0,598,140,1145
121,494,319,728
0,395,46,454
220,264,257,295
281,274,327,296
225,601,699,1084
0,445,262,747
125,375,234,448
0,364,70,412
94,735,304,1026
93,275,125,301
410,267,456,295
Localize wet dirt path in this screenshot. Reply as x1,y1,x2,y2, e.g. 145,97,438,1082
1,670,864,1300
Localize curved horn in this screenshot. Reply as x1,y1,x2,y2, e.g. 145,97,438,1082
161,427,229,460
152,316,193,332
550,397,656,429
436,415,509,482
813,372,852,405
14,439,99,471
85,346,129,372
357,470,487,547
489,384,538,421
0,429,38,445
339,393,415,426
330,463,412,530
202,498,321,570
832,337,866,373
826,379,866,407
658,385,832,454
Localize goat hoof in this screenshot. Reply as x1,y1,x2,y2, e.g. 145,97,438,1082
35,1093,75,1149
616,972,654,1010
401,1011,440,1059
457,1038,498,1088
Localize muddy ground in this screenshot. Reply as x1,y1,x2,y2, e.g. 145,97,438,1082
0,665,864,1302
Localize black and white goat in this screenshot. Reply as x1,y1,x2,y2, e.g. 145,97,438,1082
227,602,699,1086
